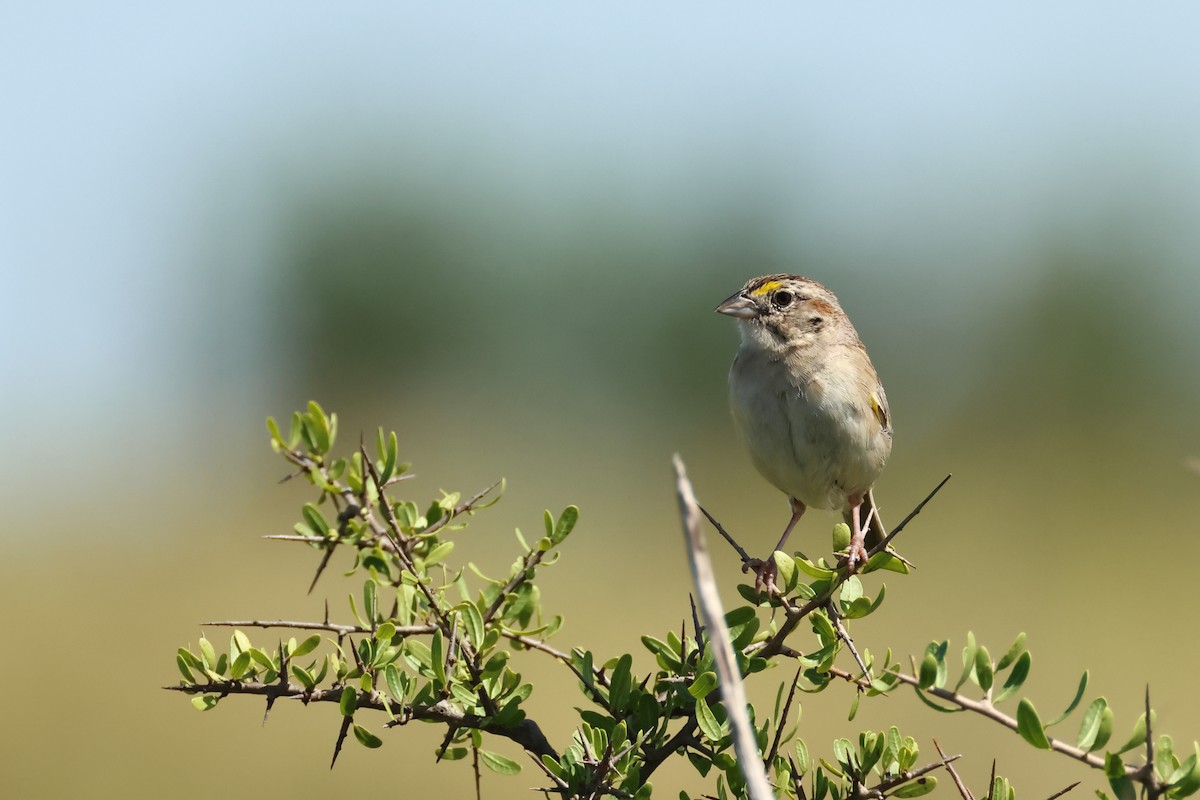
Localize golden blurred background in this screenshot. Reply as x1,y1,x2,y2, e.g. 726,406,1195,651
4,4,1200,798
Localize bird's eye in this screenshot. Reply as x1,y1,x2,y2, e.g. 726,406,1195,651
772,290,794,309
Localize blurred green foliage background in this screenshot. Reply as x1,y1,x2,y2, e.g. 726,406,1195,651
4,4,1200,798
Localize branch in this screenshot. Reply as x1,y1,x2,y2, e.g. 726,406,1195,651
202,619,434,636
752,475,951,660
825,665,1148,782
673,454,774,800
165,680,558,761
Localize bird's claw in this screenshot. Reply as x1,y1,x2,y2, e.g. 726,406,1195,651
838,541,870,572
743,556,779,596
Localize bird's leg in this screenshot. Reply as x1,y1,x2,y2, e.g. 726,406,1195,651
745,497,806,594
774,496,806,553
843,493,870,570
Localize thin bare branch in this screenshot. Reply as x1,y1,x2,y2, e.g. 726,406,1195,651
823,664,1145,780
698,503,754,566
854,753,961,799
1045,782,1080,800
933,738,973,800
674,454,774,800
766,666,803,768
201,619,436,636
166,680,558,761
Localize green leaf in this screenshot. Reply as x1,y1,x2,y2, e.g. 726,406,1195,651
430,630,446,689
291,634,321,658
551,506,579,544
339,686,357,717
1106,753,1136,800
479,750,522,775
993,650,1031,703
831,523,851,552
229,651,253,680
1167,746,1200,797
1016,698,1051,749
266,416,284,444
974,646,993,692
301,503,330,537
918,654,938,690
379,429,398,485
177,647,204,671
375,622,396,642
893,777,938,797
1076,698,1111,750
384,664,408,703
457,602,485,648
248,648,275,670
688,672,718,699
352,724,383,748
795,557,835,580
912,685,962,713
695,698,724,743
773,551,797,592
291,665,315,689
995,632,1027,671
191,695,220,711
608,654,633,709
927,640,948,689
810,610,837,646
176,654,194,682
304,400,332,453
363,580,378,624
795,738,810,775
956,632,978,691
862,551,909,574
1046,671,1088,727
198,637,217,670
1115,712,1152,755
1158,736,1178,783
231,629,252,657
424,540,455,567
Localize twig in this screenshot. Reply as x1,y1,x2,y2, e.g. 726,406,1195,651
673,454,774,800
698,504,754,566
166,681,558,760
766,666,803,769
823,665,1144,779
752,474,951,660
1045,782,1080,800
472,744,482,800
873,474,951,553
854,753,961,799
828,602,872,681
201,619,435,636
933,738,973,800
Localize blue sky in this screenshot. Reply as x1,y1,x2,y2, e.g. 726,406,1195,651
4,3,1200,444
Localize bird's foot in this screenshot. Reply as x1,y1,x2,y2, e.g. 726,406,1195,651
838,540,870,572
743,555,779,596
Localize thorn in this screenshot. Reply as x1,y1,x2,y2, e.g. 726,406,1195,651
330,714,352,769
1044,782,1080,800
307,541,338,595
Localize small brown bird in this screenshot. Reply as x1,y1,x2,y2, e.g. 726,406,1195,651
716,275,893,589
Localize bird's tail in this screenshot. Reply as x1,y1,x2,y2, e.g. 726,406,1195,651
843,489,886,551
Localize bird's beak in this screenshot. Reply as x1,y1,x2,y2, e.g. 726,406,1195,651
715,292,758,320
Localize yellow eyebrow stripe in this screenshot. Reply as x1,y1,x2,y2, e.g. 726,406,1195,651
750,280,783,296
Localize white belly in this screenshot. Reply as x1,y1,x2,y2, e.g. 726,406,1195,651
729,351,887,511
